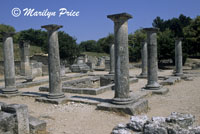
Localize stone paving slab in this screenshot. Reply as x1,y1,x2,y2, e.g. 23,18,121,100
29,115,47,134
35,96,69,104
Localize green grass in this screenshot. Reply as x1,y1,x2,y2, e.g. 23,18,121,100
0,42,45,61
82,52,109,57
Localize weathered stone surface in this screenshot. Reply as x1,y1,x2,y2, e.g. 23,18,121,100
166,112,195,129
41,24,65,100
127,115,149,131
109,44,115,74
175,38,183,76
160,76,181,86
138,41,148,78
143,28,161,90
100,75,114,86
70,63,90,73
112,124,132,134
2,104,30,134
0,112,16,134
1,32,18,95
112,112,200,134
97,99,148,115
144,122,168,134
0,102,6,110
31,62,43,77
19,40,32,77
29,116,47,134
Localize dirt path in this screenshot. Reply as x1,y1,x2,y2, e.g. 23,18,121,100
0,69,200,134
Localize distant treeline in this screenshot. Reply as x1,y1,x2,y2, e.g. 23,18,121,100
0,14,199,64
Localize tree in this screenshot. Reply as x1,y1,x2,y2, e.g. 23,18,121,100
18,29,47,51
96,34,114,53
129,29,146,62
79,40,97,52
0,24,16,42
157,29,175,63
58,31,80,64
152,17,165,32
183,16,200,56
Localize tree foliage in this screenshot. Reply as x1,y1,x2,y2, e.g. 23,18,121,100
183,16,200,56
18,29,47,51
129,29,146,62
0,24,17,42
58,31,80,63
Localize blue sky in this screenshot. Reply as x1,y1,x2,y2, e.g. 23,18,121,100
0,0,200,43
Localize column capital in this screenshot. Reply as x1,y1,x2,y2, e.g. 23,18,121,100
107,13,132,22
41,24,63,31
143,28,159,33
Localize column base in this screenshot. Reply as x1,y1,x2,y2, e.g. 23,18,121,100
142,87,169,95
137,73,147,78
97,99,148,115
47,93,65,99
144,82,161,90
111,97,135,105
0,89,21,98
174,73,184,77
1,87,18,94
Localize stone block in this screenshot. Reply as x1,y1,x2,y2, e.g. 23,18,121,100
0,112,16,134
29,116,47,134
127,115,149,131
2,104,30,134
166,112,195,129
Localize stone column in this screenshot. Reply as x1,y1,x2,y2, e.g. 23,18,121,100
109,44,115,74
175,38,183,76
1,32,18,94
107,13,133,104
41,24,65,99
19,41,31,76
138,40,148,78
144,28,161,90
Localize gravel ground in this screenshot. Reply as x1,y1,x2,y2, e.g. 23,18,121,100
0,68,200,134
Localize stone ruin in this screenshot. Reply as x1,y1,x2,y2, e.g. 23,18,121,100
0,102,46,134
112,112,200,134
70,55,90,73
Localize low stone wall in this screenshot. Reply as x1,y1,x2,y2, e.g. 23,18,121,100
0,102,47,134
111,112,200,134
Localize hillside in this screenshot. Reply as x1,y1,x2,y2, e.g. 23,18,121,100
0,42,45,61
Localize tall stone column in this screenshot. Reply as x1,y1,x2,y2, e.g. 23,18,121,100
1,32,18,94
109,44,115,74
97,13,148,115
107,13,133,104
144,28,161,90
138,40,148,78
175,38,183,76
41,24,65,99
19,40,31,77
